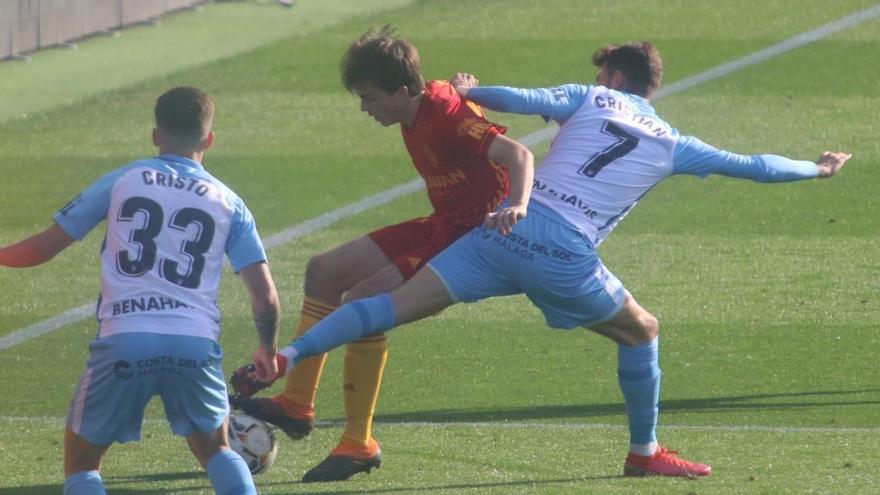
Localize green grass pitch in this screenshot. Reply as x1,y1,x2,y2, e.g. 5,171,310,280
1,0,879,493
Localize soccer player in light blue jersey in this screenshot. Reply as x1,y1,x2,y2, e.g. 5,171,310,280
232,42,850,478
0,87,281,495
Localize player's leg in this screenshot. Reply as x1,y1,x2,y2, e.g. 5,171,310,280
234,234,400,438
493,203,707,478
291,234,397,404
588,291,660,454
63,333,164,494
299,263,402,482
186,419,256,495
338,262,407,446
63,428,110,495
588,292,710,477
161,335,257,494
286,224,522,358
257,228,511,482
278,264,458,375
301,217,465,482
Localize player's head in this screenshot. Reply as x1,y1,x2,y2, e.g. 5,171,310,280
153,86,215,154
341,25,425,126
592,42,663,98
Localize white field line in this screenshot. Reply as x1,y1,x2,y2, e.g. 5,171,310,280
2,4,879,352
1,416,878,434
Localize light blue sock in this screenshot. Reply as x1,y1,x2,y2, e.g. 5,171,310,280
288,293,396,365
64,470,105,495
206,449,256,495
617,337,661,447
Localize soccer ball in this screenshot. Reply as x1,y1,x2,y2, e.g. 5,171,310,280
228,412,278,475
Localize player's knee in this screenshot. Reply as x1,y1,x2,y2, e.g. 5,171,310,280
304,252,344,296
348,333,388,349
636,312,659,342
341,284,371,304
186,431,225,468
340,289,357,304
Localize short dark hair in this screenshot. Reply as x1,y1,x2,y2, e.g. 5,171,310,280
592,42,663,98
154,86,214,150
341,25,424,95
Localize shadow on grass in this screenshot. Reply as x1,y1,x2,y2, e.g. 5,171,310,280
103,470,208,494
371,388,880,424
0,471,210,495
105,471,205,483
0,486,62,495
0,475,621,495
260,475,622,495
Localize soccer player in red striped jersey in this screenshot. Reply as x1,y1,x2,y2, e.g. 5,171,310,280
230,25,534,482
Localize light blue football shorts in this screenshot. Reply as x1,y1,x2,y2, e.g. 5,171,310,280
427,200,626,329
66,332,228,445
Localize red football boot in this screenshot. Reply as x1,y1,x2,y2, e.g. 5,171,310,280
624,446,711,477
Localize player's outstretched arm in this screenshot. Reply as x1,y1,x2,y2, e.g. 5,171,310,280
673,135,851,183
0,224,75,268
238,261,281,383
484,134,534,236
815,151,851,178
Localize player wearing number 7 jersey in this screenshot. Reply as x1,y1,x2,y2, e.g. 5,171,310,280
233,42,850,478
0,87,280,495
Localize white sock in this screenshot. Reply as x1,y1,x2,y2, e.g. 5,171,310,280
629,441,658,456
279,346,299,373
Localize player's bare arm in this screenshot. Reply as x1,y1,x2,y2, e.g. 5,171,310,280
484,133,534,236
0,223,75,268
239,261,281,382
816,151,851,178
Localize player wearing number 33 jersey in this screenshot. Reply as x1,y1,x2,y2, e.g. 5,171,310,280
55,155,265,340
0,87,280,495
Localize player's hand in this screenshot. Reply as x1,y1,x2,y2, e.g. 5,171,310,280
484,204,527,236
815,151,851,178
229,354,287,399
451,72,479,97
252,346,280,383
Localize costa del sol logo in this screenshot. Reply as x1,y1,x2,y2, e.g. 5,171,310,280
113,360,133,380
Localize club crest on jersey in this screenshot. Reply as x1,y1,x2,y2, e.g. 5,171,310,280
457,118,491,140
421,144,441,169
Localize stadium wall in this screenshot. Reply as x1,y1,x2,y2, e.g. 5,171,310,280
0,0,208,61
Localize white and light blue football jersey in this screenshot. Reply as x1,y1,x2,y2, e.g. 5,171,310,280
54,154,266,341
467,84,818,246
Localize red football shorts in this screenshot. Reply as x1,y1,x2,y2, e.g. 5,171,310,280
368,214,473,280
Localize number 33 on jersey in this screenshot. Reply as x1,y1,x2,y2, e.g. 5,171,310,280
54,154,266,341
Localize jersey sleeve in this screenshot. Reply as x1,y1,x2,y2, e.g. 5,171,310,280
53,167,128,241
672,135,818,182
225,199,268,273
466,84,591,124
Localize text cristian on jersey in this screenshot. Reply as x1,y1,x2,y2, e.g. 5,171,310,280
592,94,668,138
